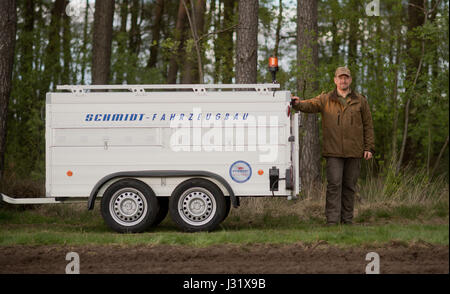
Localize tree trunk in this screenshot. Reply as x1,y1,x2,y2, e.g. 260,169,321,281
397,0,425,172
273,0,283,57
147,0,164,69
221,0,235,84
194,0,206,83
62,7,72,85
129,0,141,56
0,0,17,179
181,0,206,84
297,0,321,195
16,0,36,118
347,0,359,87
167,0,187,84
127,0,140,83
181,0,195,84
431,135,449,178
80,0,90,84
19,0,34,83
329,0,340,60
115,0,129,84
236,0,258,84
391,26,402,166
42,0,65,91
331,20,339,59
92,0,115,85
212,0,221,83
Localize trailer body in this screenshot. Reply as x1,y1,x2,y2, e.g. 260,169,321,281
1,84,300,232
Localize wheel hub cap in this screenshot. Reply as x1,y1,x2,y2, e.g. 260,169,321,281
110,189,147,227
179,188,216,226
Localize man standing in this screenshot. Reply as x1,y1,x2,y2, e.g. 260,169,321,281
292,67,375,225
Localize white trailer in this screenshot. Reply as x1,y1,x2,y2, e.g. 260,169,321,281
1,84,300,233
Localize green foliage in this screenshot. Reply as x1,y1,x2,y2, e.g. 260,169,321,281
3,0,449,183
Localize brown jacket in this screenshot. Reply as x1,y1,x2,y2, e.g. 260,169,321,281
293,88,375,158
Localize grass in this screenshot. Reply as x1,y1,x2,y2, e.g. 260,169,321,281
0,166,448,247
0,216,448,247
0,199,448,247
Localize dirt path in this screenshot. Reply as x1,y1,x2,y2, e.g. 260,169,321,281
0,243,448,274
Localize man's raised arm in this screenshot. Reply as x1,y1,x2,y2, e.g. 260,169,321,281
291,93,324,113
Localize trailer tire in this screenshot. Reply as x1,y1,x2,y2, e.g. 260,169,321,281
169,178,226,232
101,179,159,233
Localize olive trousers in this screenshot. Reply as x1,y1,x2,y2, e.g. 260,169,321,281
325,157,361,224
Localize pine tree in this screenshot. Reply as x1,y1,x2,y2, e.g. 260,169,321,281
0,0,17,179
92,0,115,85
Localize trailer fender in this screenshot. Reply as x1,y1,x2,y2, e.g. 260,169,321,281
88,170,238,210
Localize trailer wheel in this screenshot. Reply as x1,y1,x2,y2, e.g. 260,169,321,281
169,178,226,232
101,179,159,233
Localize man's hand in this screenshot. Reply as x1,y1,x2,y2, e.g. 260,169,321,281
291,96,301,106
364,151,373,160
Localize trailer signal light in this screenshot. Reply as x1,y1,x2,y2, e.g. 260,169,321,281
67,170,73,177
258,169,264,175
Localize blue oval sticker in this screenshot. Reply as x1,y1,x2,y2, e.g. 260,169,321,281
229,161,252,183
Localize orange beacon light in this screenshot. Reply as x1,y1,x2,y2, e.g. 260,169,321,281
268,56,279,83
